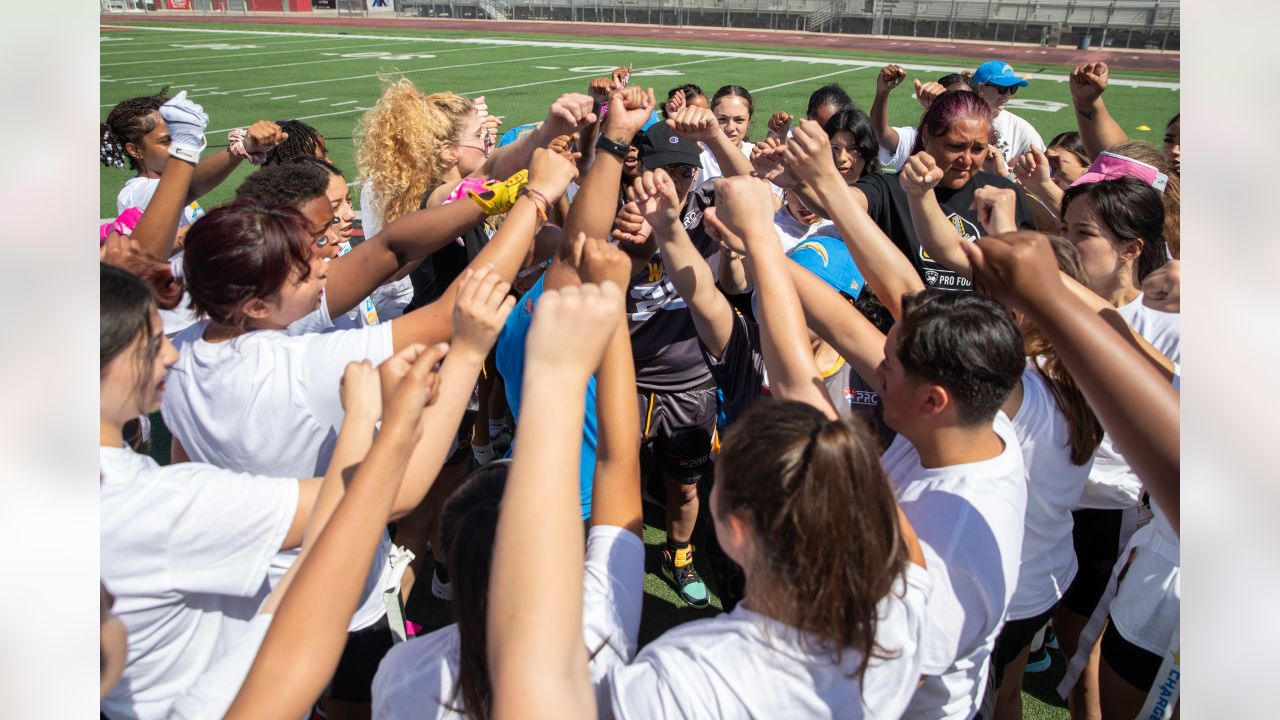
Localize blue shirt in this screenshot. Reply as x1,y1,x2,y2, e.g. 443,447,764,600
494,276,598,519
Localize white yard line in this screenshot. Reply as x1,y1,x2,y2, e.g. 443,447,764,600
107,25,1180,90
298,97,329,103
460,56,730,96
329,100,358,106
99,34,335,57
209,105,372,133
750,65,872,93
101,40,412,67
242,91,270,97
269,94,298,100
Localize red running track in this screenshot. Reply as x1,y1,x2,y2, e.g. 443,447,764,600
101,13,1178,73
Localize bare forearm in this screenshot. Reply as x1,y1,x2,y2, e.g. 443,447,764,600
654,220,735,359
590,319,642,534
226,426,416,720
1074,98,1128,160
788,263,885,383
131,158,195,259
390,346,488,518
704,132,753,178
189,147,242,198
870,91,900,152
719,249,749,294
490,375,591,709
1026,291,1179,530
746,229,836,417
905,191,973,288
564,151,625,242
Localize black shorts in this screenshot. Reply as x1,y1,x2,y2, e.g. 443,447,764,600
327,615,396,702
1101,616,1162,691
991,605,1056,682
1060,508,1125,616
637,383,717,484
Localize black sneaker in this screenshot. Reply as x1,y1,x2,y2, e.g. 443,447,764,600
662,544,709,608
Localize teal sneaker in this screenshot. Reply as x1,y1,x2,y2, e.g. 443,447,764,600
1025,646,1052,673
663,544,710,608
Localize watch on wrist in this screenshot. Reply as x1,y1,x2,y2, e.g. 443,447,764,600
595,134,630,161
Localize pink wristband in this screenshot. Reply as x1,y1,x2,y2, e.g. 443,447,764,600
227,128,268,165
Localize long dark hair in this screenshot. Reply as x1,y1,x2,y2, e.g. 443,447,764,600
1023,237,1105,465
910,90,993,155
181,199,315,331
822,106,881,178
711,85,754,118
1060,176,1169,281
101,263,162,404
1047,131,1089,168
1107,141,1181,260
439,463,509,720
714,401,908,682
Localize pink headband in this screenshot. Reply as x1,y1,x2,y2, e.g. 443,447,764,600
1069,151,1168,193
99,207,144,245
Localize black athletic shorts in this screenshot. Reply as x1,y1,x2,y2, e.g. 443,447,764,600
327,615,395,702
1060,508,1125,616
1101,615,1162,691
991,605,1056,682
637,382,717,485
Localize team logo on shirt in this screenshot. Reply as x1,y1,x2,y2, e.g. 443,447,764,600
946,213,982,242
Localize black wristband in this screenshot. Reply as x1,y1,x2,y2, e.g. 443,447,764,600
595,134,630,161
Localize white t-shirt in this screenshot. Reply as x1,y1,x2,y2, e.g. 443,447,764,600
117,177,207,335
882,413,1028,720
698,140,785,199
100,446,296,720
1109,500,1179,656
879,126,918,173
1006,363,1090,620
359,179,422,322
990,110,1045,163
372,526,645,720
773,205,842,255
166,612,273,719
607,562,932,720
161,319,396,631
1076,295,1181,509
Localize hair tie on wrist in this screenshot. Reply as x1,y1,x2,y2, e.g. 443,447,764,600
227,128,268,165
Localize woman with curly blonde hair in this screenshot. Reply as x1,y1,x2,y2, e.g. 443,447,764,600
356,78,591,314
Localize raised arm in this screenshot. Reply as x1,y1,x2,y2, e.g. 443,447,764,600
323,197,487,316
1069,63,1128,160
225,351,436,720
631,169,736,360
478,93,596,181
871,65,906,152
964,232,1178,532
579,238,643,535
389,265,516,518
489,282,623,720
785,120,923,319
1011,146,1066,230
786,262,887,385
129,155,195,260
389,147,578,351
563,86,656,243
668,106,753,178
712,176,836,418
897,152,978,284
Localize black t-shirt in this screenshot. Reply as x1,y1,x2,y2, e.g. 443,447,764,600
627,185,718,392
855,171,1035,292
405,222,491,312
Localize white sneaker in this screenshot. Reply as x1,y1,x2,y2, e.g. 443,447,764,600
431,567,452,601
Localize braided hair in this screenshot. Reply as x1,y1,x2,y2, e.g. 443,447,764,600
263,120,328,165
101,89,169,172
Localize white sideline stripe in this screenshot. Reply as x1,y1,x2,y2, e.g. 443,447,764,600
204,54,728,133
201,48,604,95
106,45,474,83
106,41,494,82
106,24,1181,90
99,35,337,57
102,40,414,67
750,65,872,92
330,100,358,106
298,97,329,103
270,94,297,100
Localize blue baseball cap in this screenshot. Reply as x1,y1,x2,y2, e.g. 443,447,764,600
498,122,539,148
973,60,1029,88
640,109,661,132
786,235,865,300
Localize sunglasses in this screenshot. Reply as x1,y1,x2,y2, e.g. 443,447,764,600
984,83,1018,96
667,166,699,180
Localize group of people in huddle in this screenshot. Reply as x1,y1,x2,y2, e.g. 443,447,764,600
99,52,1180,720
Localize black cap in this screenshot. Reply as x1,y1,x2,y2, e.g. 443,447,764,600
636,123,702,170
